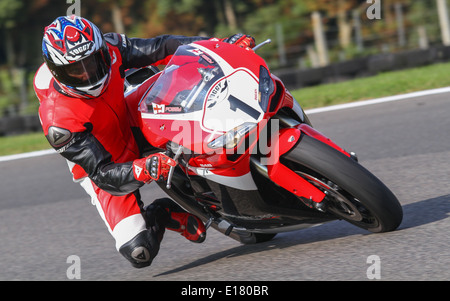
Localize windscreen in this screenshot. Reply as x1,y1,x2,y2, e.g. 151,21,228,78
140,44,264,133
141,45,224,114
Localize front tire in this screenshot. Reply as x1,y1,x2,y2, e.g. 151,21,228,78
283,135,403,233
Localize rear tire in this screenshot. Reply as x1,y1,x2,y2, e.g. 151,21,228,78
283,135,403,233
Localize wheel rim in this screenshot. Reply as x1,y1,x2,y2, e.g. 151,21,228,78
296,171,379,228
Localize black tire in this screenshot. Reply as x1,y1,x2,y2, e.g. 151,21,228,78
283,135,403,233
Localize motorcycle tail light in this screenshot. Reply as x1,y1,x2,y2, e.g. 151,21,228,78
207,122,257,149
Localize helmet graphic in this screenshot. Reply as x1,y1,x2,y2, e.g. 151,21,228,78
42,15,111,98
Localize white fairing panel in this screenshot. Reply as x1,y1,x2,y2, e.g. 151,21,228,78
189,167,258,190
203,69,263,133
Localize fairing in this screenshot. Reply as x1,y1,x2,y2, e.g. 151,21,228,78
135,40,344,233
139,41,272,151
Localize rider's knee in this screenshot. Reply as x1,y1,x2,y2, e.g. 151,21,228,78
118,229,161,268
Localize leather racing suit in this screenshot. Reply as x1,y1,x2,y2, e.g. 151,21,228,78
34,33,207,267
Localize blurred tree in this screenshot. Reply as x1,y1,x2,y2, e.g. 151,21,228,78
0,0,23,27
0,0,25,66
0,0,447,117
95,0,137,34
0,0,70,114
304,0,363,49
141,0,218,36
239,0,311,67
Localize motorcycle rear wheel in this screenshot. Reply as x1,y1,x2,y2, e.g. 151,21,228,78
283,134,403,233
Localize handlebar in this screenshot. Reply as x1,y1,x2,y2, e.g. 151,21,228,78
253,39,272,51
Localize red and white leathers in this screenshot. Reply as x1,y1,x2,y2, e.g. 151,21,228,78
34,33,207,266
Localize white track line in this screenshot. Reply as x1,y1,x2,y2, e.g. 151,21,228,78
1,86,449,163
0,148,55,162
304,86,450,114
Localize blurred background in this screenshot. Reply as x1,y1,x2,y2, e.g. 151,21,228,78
1,0,450,136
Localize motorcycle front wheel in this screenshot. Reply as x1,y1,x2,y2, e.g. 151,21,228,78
283,134,403,233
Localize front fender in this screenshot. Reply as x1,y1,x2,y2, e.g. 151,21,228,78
263,123,351,203
294,124,351,157
264,127,325,203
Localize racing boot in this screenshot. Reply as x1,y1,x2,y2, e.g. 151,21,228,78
148,198,206,243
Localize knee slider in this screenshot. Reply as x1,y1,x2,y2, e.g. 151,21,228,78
119,229,161,268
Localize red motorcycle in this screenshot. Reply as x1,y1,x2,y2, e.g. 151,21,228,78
124,39,403,244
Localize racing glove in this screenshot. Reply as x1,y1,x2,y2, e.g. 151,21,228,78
132,152,177,183
221,33,256,50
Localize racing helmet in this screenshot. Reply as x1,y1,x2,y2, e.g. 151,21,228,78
42,15,111,98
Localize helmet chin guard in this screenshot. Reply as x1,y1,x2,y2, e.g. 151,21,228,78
60,72,111,99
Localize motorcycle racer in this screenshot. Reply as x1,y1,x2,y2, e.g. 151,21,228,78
34,15,255,268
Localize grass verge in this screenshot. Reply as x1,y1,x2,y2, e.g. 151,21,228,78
2,61,450,157
0,132,49,156
290,61,450,109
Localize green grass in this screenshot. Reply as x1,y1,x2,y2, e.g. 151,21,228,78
0,132,49,156
1,61,450,157
291,61,450,109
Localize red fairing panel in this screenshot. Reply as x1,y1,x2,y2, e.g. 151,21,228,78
263,124,351,203
296,124,351,157
266,127,325,203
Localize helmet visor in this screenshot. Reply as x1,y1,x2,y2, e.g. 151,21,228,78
49,47,111,87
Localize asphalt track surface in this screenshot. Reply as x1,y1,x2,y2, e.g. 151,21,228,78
0,92,449,281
